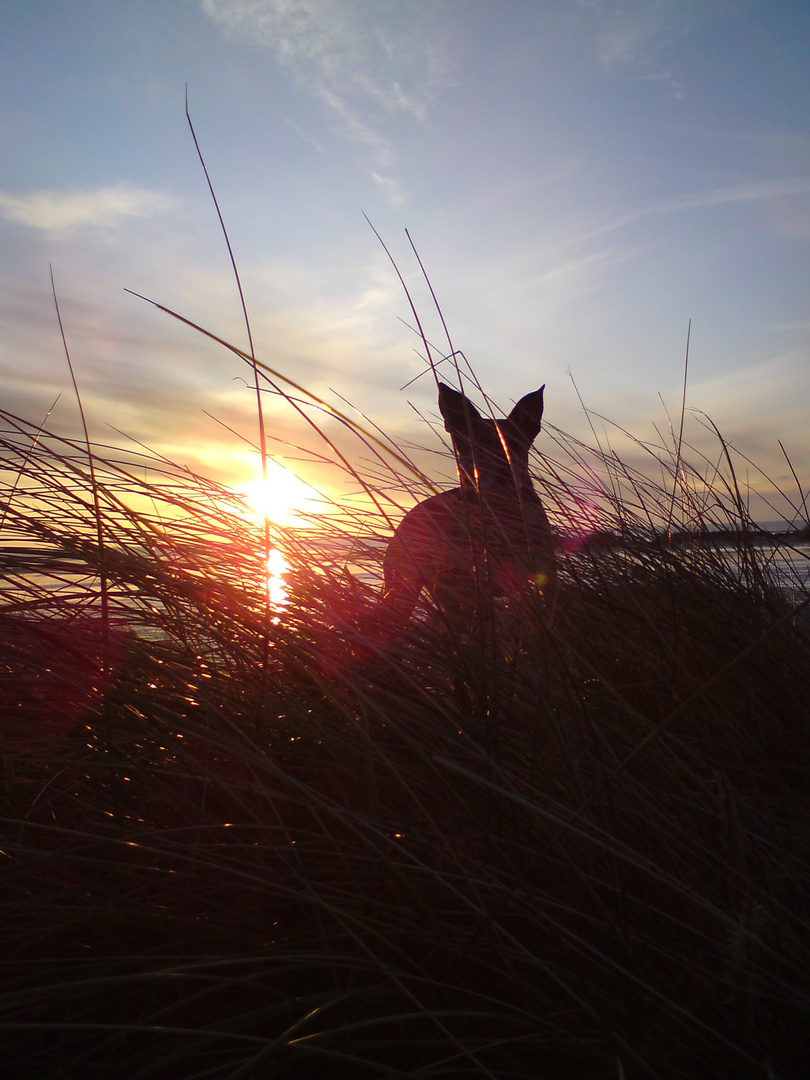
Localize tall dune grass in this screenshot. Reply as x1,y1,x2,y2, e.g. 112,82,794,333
1,333,809,1078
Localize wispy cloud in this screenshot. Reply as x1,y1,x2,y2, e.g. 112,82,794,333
0,183,177,235
370,171,406,208
596,0,682,67
200,0,450,200
284,117,325,152
568,176,810,248
579,0,719,98
200,0,435,117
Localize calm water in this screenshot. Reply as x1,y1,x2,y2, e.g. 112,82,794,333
3,532,808,624
753,540,810,597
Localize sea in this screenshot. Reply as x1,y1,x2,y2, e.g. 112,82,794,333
2,524,808,625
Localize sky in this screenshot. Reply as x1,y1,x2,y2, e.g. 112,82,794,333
1,0,809,525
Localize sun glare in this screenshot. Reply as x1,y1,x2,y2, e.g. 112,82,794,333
241,460,325,529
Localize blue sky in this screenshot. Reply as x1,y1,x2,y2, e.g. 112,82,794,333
1,1,809,522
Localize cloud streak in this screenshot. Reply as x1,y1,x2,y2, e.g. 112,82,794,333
567,176,810,249
582,0,721,95
201,0,433,114
200,0,449,200
0,183,177,235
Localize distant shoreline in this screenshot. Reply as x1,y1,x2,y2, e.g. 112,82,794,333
2,523,810,568
567,524,810,551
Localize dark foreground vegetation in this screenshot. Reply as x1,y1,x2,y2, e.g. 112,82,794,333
1,374,810,1080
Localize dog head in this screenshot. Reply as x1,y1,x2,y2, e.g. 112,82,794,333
438,383,545,499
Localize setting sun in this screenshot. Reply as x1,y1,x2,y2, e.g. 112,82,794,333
241,459,325,528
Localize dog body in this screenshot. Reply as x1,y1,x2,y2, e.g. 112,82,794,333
372,383,556,640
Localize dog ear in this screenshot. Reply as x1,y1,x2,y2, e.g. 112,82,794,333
506,386,545,446
438,383,484,435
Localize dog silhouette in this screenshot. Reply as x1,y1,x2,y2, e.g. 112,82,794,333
368,382,556,643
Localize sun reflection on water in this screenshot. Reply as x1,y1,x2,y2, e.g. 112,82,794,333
236,460,327,623
266,546,290,622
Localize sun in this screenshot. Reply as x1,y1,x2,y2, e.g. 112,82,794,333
240,459,325,528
